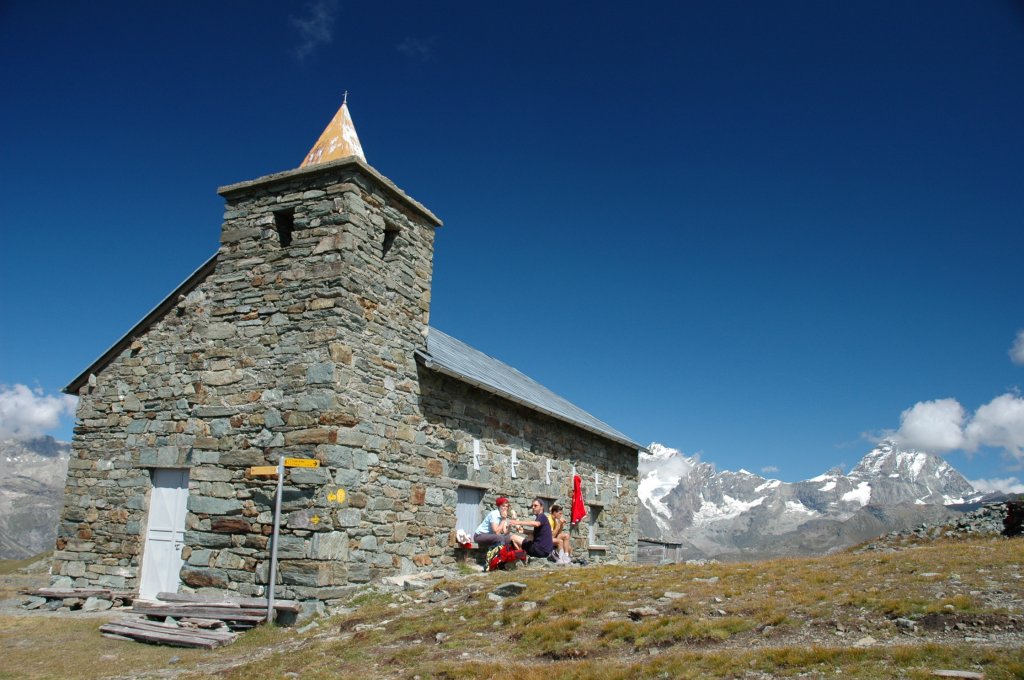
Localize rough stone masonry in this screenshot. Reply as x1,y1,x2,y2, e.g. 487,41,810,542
54,156,639,603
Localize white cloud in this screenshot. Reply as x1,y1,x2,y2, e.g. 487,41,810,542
892,393,1024,460
761,465,779,474
965,393,1024,457
0,384,77,441
969,476,1024,495
893,398,966,453
291,0,338,60
1011,329,1024,365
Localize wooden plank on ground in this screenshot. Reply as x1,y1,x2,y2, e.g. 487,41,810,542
99,626,220,648
25,587,135,602
28,588,110,598
100,617,238,648
156,591,300,612
101,618,234,647
133,601,268,624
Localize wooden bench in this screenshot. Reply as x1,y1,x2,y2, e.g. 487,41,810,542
454,542,491,567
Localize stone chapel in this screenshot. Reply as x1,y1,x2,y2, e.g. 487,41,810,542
54,101,642,602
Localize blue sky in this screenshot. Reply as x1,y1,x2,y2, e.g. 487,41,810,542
1,2,1023,489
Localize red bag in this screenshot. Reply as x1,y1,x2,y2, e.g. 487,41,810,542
488,544,527,571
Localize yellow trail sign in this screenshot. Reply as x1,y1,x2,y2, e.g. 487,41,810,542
284,458,320,468
248,459,319,476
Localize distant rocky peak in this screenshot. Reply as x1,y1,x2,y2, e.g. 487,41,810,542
845,439,977,506
639,444,693,500
850,439,956,482
645,442,683,461
1,435,71,460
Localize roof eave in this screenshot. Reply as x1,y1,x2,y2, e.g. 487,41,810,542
63,253,219,395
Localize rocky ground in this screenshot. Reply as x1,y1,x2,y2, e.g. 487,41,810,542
859,501,1012,546
2,503,1022,679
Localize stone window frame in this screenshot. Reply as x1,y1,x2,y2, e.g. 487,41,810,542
455,485,486,538
587,503,607,551
382,220,400,258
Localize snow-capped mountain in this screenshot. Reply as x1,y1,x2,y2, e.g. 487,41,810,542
638,439,983,560
0,436,70,558
846,439,977,505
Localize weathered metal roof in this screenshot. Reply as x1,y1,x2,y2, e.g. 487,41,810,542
300,96,366,168
416,327,642,450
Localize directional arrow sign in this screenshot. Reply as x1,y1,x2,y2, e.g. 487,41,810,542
248,465,280,476
284,458,320,468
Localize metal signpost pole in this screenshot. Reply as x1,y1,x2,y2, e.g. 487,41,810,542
266,455,285,623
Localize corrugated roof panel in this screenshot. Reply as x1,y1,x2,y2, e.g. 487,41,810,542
417,327,641,450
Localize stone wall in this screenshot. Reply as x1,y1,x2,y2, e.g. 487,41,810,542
54,158,638,602
54,276,214,588
418,368,639,563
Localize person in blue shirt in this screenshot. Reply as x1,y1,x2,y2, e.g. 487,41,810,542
473,496,512,548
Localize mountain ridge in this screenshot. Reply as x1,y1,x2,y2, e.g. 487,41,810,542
0,436,70,559
638,439,984,560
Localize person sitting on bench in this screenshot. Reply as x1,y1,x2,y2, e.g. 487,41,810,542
473,496,512,548
510,497,554,560
549,504,572,562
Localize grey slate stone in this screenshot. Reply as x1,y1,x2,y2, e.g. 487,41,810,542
491,582,528,598
306,363,335,384
188,496,242,515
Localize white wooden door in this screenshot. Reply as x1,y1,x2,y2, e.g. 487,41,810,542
139,468,189,599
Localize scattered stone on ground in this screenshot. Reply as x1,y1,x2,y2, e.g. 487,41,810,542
490,582,528,599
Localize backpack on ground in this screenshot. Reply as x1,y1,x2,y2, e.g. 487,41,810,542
487,544,527,572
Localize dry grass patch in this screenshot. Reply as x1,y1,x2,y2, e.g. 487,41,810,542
0,553,50,600
0,614,207,680
4,536,1024,679
389,645,1024,680
600,614,755,650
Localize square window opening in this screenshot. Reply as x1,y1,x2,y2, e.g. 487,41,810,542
539,497,558,515
588,505,602,545
382,225,399,257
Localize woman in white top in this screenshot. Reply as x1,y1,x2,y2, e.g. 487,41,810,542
473,496,512,548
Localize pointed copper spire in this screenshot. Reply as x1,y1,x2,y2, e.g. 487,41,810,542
300,92,366,167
